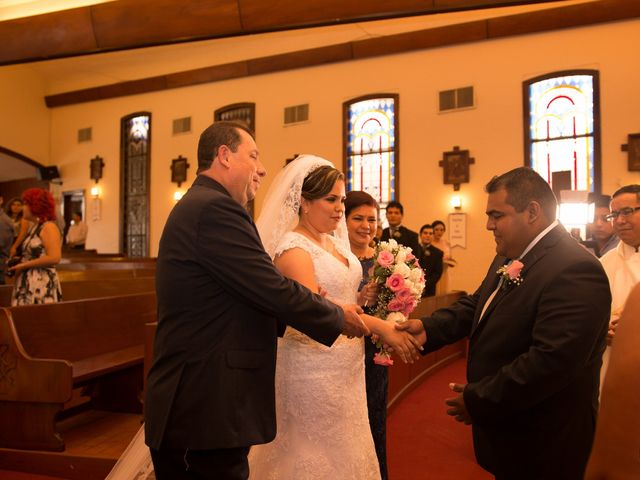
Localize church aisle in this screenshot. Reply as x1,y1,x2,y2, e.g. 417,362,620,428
387,357,492,480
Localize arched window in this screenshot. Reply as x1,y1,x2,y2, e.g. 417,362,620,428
343,94,399,210
524,70,601,193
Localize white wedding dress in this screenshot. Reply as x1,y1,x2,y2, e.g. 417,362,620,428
248,232,381,480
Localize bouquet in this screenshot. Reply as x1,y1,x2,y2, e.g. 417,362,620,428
369,239,425,366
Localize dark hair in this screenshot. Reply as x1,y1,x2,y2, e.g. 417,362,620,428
588,193,612,209
73,211,83,220
5,196,23,220
345,191,378,218
420,223,433,234
301,165,344,204
197,121,255,173
612,184,640,201
22,188,56,222
485,167,557,221
386,200,404,215
432,220,445,231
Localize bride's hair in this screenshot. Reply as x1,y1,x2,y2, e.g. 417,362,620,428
301,165,344,207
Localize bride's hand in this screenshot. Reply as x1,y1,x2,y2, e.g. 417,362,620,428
377,321,423,364
357,281,379,307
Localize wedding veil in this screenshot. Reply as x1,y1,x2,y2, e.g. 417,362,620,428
256,154,350,258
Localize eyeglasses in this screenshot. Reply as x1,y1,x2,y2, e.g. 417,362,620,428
604,206,640,221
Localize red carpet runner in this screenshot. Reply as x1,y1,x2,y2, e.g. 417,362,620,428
387,357,493,480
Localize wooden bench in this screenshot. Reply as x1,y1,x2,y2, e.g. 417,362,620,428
0,292,156,451
0,277,155,307
57,268,155,282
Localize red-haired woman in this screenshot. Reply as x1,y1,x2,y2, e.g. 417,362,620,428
9,188,62,305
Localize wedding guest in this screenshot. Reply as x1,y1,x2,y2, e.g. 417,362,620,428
380,201,421,256
144,122,369,480
398,167,610,479
0,196,14,284
345,190,388,480
9,188,62,305
599,184,640,385
6,196,29,258
431,219,455,294
418,224,443,297
585,283,640,480
66,211,88,249
586,194,618,258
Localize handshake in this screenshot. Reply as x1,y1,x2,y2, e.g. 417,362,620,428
339,304,427,364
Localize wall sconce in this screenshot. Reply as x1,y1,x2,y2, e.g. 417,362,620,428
90,186,100,198
558,190,593,240
90,155,105,183
173,191,184,202
171,155,190,187
451,195,462,210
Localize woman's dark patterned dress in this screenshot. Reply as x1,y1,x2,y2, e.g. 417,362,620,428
11,222,62,306
359,256,389,480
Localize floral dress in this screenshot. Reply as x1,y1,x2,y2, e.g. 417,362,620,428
11,222,62,306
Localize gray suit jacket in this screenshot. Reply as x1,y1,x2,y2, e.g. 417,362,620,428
145,175,344,450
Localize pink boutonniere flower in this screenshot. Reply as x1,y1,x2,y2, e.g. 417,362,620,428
496,260,524,288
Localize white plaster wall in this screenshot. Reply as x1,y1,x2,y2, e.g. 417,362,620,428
31,18,640,291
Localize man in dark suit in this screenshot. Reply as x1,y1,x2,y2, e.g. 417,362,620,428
418,223,443,297
381,200,421,256
399,167,611,479
145,122,368,479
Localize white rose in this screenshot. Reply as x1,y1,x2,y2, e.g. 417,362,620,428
387,239,399,250
409,268,422,283
395,249,407,264
393,262,411,278
386,312,406,323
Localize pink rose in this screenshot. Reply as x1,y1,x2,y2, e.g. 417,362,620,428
407,252,416,261
395,287,412,301
387,298,404,312
373,352,394,366
402,298,418,316
385,273,405,292
506,260,524,279
377,250,394,268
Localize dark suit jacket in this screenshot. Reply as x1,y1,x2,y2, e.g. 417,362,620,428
145,175,344,450
381,225,421,257
418,244,443,297
420,224,610,479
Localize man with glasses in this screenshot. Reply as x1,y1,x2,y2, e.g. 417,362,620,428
600,184,640,383
585,194,618,258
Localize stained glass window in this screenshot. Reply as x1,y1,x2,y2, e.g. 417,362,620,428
524,71,600,193
343,95,398,209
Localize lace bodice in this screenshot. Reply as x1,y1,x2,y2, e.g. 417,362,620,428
249,231,381,479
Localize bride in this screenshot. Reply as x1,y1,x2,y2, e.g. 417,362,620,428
248,155,420,479
104,155,419,480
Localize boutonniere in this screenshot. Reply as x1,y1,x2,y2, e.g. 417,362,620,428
496,260,524,288
393,230,402,239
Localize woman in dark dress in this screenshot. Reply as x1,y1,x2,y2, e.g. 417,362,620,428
345,191,388,480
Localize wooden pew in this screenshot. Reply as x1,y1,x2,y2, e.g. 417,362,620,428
57,260,156,270
57,268,155,282
0,277,155,307
0,292,156,452
387,290,467,411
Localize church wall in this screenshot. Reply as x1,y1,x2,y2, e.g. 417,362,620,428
46,18,640,292
0,65,50,164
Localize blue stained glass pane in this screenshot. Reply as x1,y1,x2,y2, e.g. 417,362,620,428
528,74,596,192
346,97,396,206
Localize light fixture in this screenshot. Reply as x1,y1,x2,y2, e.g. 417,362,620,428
90,185,100,198
173,191,184,202
451,195,462,210
558,190,593,240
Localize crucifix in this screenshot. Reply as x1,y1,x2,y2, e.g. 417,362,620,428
621,133,640,171
439,146,475,191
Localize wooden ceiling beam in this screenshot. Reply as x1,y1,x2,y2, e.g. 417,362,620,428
44,0,639,108
0,0,562,65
